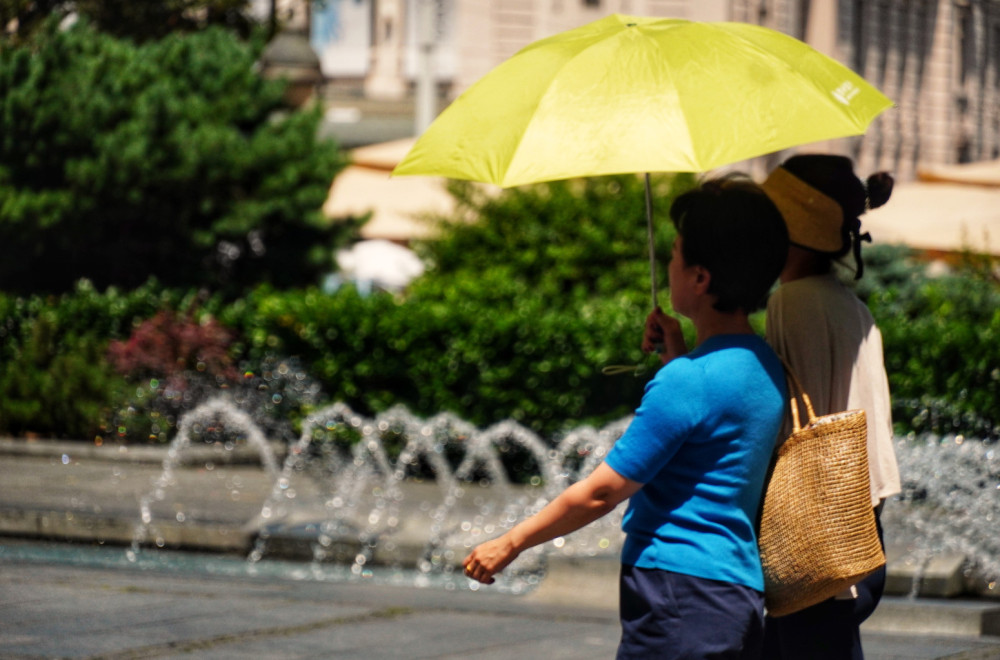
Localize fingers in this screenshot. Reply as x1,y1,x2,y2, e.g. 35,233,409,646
463,536,516,586
462,557,496,585
642,307,666,353
642,307,688,362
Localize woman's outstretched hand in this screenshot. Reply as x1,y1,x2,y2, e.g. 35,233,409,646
461,463,642,586
462,534,518,585
642,306,687,364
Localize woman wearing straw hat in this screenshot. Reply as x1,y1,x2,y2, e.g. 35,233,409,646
464,176,789,659
760,155,902,659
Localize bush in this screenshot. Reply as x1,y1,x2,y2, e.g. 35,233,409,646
869,251,1000,439
220,283,656,438
3,188,1000,446
0,280,211,440
0,20,350,295
0,305,125,439
106,308,242,442
108,309,240,388
216,173,702,437
418,173,694,303
0,280,327,442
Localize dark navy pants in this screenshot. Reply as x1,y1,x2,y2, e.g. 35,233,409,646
617,566,765,659
761,507,886,659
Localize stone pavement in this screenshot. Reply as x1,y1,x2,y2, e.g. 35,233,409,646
3,551,1000,660
2,552,625,660
2,439,1000,659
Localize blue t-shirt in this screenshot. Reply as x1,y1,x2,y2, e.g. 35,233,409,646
604,334,786,591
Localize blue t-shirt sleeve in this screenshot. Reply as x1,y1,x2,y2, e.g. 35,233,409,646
605,357,703,484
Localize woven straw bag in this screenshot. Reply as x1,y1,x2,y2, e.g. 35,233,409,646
758,366,885,618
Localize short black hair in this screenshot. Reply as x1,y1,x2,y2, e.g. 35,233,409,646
669,175,789,313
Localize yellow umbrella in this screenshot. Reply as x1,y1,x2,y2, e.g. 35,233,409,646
393,14,893,304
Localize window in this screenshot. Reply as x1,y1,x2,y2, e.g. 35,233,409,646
958,4,973,86
852,0,867,74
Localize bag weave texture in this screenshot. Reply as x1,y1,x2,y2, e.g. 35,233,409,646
758,369,885,617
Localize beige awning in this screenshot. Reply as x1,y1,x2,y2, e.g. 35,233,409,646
324,138,495,242
917,159,1000,187
863,173,1000,256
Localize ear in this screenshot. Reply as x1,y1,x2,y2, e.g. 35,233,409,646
692,266,711,295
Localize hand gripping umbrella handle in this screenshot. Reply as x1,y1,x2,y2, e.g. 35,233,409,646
602,174,662,373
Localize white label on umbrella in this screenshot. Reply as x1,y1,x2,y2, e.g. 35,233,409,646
833,81,861,105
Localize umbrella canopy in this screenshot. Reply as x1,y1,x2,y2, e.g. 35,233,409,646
393,14,892,309
392,14,892,187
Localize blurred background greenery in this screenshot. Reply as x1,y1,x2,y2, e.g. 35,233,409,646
1,1,998,452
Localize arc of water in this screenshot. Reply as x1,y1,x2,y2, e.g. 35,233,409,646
130,398,279,561
127,393,1000,595
250,402,394,566
139,395,636,579
888,434,1000,597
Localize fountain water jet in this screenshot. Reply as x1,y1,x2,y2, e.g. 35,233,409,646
129,398,1000,599
128,398,280,562
130,397,630,591
881,434,1000,598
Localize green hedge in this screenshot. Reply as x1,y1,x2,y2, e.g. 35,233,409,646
0,280,188,438
2,212,999,444
221,281,656,436
0,278,658,441
868,250,1000,439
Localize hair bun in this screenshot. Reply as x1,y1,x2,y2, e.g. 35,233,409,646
866,172,894,209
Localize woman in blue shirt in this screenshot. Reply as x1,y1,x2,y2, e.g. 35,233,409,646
463,176,789,659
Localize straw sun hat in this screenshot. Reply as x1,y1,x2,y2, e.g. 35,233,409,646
760,166,845,253
760,155,893,278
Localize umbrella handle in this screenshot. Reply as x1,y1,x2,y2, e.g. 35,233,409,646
645,173,657,308
644,173,664,354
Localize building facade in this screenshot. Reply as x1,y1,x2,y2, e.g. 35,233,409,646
731,0,1000,180
301,0,1000,181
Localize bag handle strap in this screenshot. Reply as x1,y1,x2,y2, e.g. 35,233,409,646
778,355,817,432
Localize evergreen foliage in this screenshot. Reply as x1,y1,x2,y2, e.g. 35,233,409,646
866,248,1000,440
1,0,255,43
0,19,349,295
417,174,695,303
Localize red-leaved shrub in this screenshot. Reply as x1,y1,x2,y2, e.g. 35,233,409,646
108,310,239,389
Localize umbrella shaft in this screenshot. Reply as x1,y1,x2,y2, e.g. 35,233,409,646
645,173,657,308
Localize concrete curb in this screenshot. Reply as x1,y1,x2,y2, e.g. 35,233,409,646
864,598,1000,637
0,437,287,466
